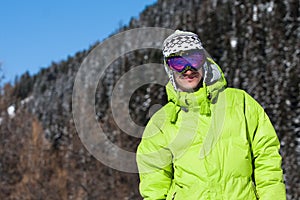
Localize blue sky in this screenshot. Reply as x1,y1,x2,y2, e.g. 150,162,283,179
0,0,157,84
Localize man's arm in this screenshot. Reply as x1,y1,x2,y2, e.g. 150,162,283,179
245,93,286,199
136,119,173,200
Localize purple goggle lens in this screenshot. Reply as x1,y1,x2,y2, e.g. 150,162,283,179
166,51,206,73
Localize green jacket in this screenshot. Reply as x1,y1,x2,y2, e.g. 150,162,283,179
136,59,286,200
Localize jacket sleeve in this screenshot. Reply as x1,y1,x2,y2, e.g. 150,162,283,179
245,93,286,200
136,118,173,200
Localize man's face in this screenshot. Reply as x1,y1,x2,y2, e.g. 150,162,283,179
174,68,203,92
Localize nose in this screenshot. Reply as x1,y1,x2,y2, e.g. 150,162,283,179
182,69,193,74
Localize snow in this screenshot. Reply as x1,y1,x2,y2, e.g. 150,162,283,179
212,0,217,9
20,95,34,105
7,105,15,118
253,5,258,21
230,37,238,48
267,2,274,13
253,2,275,22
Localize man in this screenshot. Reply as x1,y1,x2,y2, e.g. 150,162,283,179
136,30,286,199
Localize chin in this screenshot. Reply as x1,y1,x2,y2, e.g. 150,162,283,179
179,84,197,92
180,80,203,92
187,84,198,89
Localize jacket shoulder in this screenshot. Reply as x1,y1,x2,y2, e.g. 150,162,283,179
223,87,265,116
143,102,174,133
149,102,174,122
224,87,247,97
224,88,259,104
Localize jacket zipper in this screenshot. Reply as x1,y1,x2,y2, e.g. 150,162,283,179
171,192,177,200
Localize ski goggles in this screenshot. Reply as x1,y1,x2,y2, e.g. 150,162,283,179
165,50,206,73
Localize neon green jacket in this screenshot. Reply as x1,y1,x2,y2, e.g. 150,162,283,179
136,58,286,200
